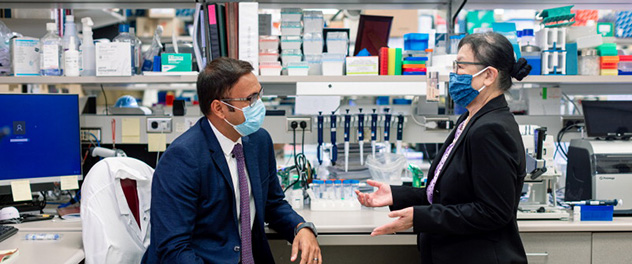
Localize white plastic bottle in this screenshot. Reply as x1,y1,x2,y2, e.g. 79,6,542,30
130,27,142,74
113,24,136,75
64,36,80,76
40,23,63,76
80,17,95,76
62,15,81,71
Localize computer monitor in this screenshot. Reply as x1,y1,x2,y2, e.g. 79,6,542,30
0,94,82,192
582,100,632,138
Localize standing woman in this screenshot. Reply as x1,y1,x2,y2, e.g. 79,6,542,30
356,32,532,263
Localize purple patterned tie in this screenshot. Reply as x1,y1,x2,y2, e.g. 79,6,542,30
232,143,254,264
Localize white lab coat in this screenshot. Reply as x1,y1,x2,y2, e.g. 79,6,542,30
81,157,153,264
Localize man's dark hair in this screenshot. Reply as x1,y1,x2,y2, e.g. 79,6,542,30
197,57,254,116
458,32,531,91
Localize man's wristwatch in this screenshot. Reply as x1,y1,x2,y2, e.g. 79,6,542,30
294,222,318,237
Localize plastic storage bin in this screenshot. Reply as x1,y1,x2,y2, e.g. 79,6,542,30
580,205,613,221
404,33,429,51
259,62,282,76
365,153,406,186
259,36,279,51
281,49,302,66
326,32,349,55
287,62,309,76
281,22,302,36
578,49,599,75
305,54,322,75
618,55,632,75
281,36,301,50
281,8,302,22
259,50,279,63
322,53,345,76
303,32,323,55
303,11,324,33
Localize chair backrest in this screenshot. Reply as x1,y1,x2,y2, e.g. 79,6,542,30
81,157,154,264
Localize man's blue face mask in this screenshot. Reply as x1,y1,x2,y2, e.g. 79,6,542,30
222,99,266,137
448,66,490,107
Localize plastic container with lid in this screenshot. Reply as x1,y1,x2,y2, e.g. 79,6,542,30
281,8,302,22
281,49,302,67
322,53,345,76
281,22,302,36
404,33,429,51
259,62,282,76
303,10,324,33
287,61,309,76
303,32,323,55
326,32,349,55
259,36,279,51
600,56,619,70
600,69,618,76
281,36,302,50
305,54,322,75
578,49,599,76
521,45,542,76
619,55,632,75
596,43,618,56
259,50,279,63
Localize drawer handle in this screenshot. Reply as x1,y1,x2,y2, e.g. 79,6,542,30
526,252,549,257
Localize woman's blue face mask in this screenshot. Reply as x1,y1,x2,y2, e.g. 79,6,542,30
448,66,489,107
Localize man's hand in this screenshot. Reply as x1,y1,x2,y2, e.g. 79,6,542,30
355,180,393,207
371,207,414,236
291,228,321,264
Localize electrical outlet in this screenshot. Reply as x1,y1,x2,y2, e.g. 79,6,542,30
424,117,453,130
147,118,172,133
80,128,101,143
286,116,312,132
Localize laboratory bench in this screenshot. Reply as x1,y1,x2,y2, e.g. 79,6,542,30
1,210,632,263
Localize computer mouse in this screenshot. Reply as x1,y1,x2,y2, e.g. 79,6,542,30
0,207,20,221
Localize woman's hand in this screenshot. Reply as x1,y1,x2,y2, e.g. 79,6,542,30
371,207,414,236
355,180,393,207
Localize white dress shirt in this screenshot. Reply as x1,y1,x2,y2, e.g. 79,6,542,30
208,119,256,232
81,157,153,264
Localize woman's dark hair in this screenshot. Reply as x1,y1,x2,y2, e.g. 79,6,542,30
458,32,531,91
197,57,254,116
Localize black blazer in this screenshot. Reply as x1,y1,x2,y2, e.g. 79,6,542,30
391,95,527,264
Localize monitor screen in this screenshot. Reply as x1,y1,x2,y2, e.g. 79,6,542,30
582,100,632,138
0,94,82,185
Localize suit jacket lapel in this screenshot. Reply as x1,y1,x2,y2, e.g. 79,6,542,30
199,118,238,223
242,135,263,220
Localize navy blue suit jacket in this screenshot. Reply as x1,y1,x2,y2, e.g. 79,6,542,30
142,117,304,264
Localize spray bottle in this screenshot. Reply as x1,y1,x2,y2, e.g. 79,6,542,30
80,17,95,76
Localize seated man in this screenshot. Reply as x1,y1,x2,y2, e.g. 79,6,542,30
142,57,321,264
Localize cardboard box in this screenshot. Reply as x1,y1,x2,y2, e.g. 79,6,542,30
161,53,192,72
11,37,40,76
96,42,132,76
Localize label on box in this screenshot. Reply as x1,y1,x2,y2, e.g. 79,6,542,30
161,53,192,72
96,42,132,76
345,56,378,75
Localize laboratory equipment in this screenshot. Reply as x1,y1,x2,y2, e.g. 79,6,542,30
566,139,632,215
113,24,136,75
396,114,404,154
357,108,365,165
141,25,163,72
343,109,351,172
330,112,337,165
365,153,406,185
130,28,142,74
40,23,63,76
518,127,569,220
64,36,80,76
370,109,378,157
317,112,324,165
567,199,621,206
62,15,81,72
80,17,96,76
383,108,392,153
0,94,82,194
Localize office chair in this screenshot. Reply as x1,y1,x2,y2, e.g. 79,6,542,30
81,157,154,264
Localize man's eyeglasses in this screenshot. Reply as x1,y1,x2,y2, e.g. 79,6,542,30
453,60,487,74
221,87,264,108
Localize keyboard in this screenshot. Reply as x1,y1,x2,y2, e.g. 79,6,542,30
0,225,18,243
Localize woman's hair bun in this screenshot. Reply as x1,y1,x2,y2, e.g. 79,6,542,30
510,57,532,81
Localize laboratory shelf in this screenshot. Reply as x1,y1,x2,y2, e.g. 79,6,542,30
519,75,632,84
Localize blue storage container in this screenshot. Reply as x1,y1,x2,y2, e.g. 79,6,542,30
404,33,429,51
580,205,614,221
